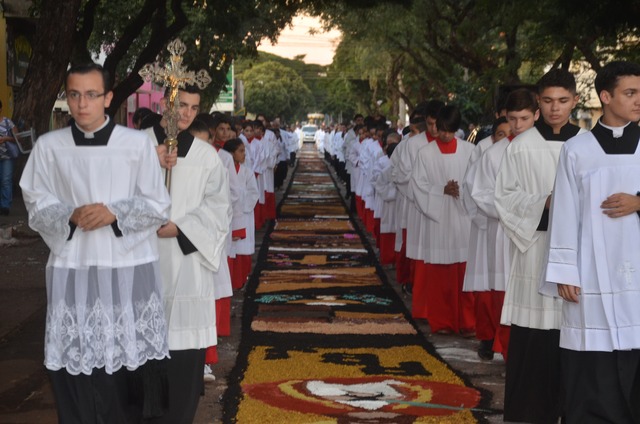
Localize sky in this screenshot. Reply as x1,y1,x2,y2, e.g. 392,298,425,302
258,15,342,66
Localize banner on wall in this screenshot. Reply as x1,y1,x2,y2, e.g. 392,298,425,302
210,63,234,113
7,22,34,87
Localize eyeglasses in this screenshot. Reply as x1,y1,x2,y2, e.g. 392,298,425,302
67,91,106,101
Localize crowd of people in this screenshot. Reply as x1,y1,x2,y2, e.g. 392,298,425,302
317,62,640,424
19,62,302,423
16,58,640,423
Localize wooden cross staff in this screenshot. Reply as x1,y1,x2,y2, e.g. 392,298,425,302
139,38,211,192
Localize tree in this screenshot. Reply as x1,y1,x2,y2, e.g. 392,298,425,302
14,0,413,135
318,0,640,124
79,0,307,115
235,51,327,114
13,0,309,133
12,0,82,137
242,61,313,122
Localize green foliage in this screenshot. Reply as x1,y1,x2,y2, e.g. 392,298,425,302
19,0,640,132
70,0,306,112
241,61,314,122
235,51,327,114
70,0,417,113
318,0,640,124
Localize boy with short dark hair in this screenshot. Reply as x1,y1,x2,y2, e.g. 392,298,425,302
392,100,445,294
494,69,583,423
409,105,475,333
545,60,640,423
20,63,171,423
470,89,539,362
145,85,232,423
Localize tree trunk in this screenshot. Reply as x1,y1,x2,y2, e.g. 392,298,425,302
12,0,82,137
503,25,521,85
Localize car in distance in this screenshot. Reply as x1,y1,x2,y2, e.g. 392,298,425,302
301,125,318,143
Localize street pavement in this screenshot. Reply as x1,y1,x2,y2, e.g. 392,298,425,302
0,156,508,423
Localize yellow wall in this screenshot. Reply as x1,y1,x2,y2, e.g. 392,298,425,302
0,17,12,117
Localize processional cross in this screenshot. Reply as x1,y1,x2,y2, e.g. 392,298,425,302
139,38,211,191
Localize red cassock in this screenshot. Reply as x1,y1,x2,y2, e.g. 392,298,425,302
378,232,396,265
413,262,475,334
355,195,364,221
264,191,276,220
254,201,265,230
494,324,511,362
395,229,412,285
364,208,375,234
474,290,505,342
232,255,252,289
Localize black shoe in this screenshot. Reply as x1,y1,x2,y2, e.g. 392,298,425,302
477,339,495,360
401,283,413,295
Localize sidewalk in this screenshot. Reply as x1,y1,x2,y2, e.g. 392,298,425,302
0,192,56,424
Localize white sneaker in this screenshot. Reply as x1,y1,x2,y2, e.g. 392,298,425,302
203,364,216,382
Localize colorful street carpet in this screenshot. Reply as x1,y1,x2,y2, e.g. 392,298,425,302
223,146,485,423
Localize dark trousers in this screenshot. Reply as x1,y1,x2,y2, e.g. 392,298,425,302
145,349,206,424
49,367,142,424
337,162,347,182
504,325,564,423
275,160,289,189
562,348,640,424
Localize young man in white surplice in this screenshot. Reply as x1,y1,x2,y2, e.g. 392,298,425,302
20,63,171,423
544,61,640,424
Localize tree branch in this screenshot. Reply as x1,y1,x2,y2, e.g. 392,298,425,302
71,0,100,63
107,0,189,114
102,0,159,74
552,41,575,71
576,39,602,72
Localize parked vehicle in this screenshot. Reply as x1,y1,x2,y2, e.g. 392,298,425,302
301,125,318,143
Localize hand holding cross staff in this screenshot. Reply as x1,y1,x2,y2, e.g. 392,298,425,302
139,38,211,192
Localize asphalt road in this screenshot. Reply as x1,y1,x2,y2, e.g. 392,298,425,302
0,159,507,423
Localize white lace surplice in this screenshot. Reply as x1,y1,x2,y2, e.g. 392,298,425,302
20,125,171,375
45,263,169,375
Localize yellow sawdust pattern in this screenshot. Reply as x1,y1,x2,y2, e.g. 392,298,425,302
300,255,328,265
275,220,353,232
250,320,417,335
334,311,404,320
237,346,476,423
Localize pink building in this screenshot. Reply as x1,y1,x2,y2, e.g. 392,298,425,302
126,80,164,127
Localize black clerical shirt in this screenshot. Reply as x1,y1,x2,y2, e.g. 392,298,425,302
591,121,640,155
534,118,581,142
68,118,122,238
152,124,199,255
592,121,640,218
535,120,581,231
71,118,116,146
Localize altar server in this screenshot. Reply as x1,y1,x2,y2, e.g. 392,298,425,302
409,105,475,333
495,69,582,423
544,61,640,424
